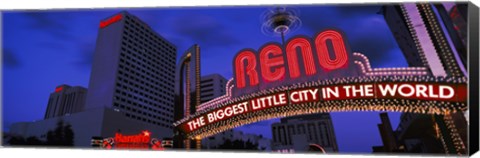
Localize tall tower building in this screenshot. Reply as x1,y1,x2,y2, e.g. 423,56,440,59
174,45,201,149
85,11,176,131
271,113,338,153
200,74,228,104
376,113,400,152
44,84,87,119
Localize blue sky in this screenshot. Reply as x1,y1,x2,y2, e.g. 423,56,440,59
3,4,408,153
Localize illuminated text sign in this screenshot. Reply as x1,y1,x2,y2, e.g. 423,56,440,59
55,86,63,93
181,81,466,132
100,13,123,28
114,131,150,144
97,131,165,150
233,29,355,96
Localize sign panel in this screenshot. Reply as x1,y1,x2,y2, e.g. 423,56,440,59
179,81,467,133
91,131,167,150
233,29,359,97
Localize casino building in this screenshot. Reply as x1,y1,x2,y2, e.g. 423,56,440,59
85,11,176,132
200,74,228,104
8,11,177,147
174,44,202,149
271,113,338,153
372,113,446,153
44,84,87,119
201,129,272,151
198,74,271,150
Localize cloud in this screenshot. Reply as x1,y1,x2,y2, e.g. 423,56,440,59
299,5,406,68
20,12,74,40
171,14,241,47
71,42,95,70
345,16,405,67
38,41,69,50
3,48,21,68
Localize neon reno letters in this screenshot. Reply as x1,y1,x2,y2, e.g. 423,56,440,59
234,29,350,89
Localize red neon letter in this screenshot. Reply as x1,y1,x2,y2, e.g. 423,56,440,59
100,14,123,28
235,51,259,88
315,30,348,70
286,37,316,78
55,87,63,93
260,44,285,82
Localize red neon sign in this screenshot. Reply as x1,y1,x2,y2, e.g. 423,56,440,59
235,50,259,88
234,29,350,89
114,130,151,144
100,13,123,28
315,30,349,70
260,44,285,82
55,87,63,93
286,37,316,78
179,82,467,133
98,131,167,150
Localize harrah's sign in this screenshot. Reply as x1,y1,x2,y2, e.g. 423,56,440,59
233,29,358,96
100,13,122,28
114,131,150,144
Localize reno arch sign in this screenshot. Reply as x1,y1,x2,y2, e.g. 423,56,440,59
173,29,467,139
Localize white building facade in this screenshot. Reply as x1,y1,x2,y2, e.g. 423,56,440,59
271,113,338,153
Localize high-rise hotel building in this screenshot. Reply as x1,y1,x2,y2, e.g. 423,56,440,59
85,11,176,133
200,74,228,104
44,84,87,119
9,11,177,147
271,113,338,153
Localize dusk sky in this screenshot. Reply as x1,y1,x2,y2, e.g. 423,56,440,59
3,4,409,153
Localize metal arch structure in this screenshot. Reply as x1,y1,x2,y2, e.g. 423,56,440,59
174,49,467,140
172,4,469,155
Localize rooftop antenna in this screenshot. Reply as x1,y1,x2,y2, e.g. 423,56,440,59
261,7,302,45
